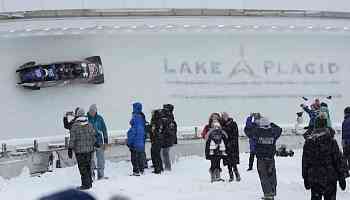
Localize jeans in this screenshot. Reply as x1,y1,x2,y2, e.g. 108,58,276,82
257,158,277,197
130,149,145,174
91,147,105,179
343,145,350,172
151,143,163,172
161,147,171,171
210,157,221,173
76,152,93,188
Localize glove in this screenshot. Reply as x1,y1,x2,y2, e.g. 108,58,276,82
339,178,346,191
300,104,305,108
68,148,73,159
304,179,311,190
94,143,101,148
302,96,308,101
326,96,332,100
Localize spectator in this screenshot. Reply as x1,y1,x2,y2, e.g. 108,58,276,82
127,102,146,176
244,115,282,200
68,107,96,190
342,107,350,174
303,115,347,200
244,113,261,171
88,104,109,180
150,109,164,174
160,104,178,171
205,121,228,182
221,112,241,182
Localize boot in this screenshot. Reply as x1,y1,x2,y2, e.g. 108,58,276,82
229,170,234,182
215,169,224,182
210,170,215,183
234,170,241,182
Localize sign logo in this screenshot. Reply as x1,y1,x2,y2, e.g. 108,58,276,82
228,45,258,78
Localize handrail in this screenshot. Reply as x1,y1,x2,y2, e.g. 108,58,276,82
1,0,350,13
1,8,350,20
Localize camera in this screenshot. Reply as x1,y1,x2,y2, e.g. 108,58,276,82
65,111,75,117
251,112,261,119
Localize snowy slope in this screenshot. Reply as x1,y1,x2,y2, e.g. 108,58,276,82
0,152,348,200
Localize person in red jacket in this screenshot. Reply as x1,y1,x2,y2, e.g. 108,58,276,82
201,113,221,139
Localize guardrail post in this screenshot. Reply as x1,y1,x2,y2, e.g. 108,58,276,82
1,143,7,156
33,139,38,152
194,127,198,137
64,136,69,148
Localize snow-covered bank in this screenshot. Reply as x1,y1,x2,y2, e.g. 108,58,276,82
0,152,348,200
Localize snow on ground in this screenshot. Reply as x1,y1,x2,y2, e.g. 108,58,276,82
0,151,349,200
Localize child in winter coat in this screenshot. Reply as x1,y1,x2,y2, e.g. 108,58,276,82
201,113,221,139
205,121,229,182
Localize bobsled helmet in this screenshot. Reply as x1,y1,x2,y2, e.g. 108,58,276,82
74,65,83,75
344,107,350,115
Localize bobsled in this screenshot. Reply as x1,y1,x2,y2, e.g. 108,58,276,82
16,56,104,90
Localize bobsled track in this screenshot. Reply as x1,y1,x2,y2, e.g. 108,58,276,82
0,14,350,143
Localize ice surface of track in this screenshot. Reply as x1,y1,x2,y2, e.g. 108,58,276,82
0,151,349,200
0,17,349,140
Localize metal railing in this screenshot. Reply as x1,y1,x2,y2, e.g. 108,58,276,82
1,8,350,20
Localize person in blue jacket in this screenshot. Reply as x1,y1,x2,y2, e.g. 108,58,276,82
87,104,108,180
301,104,319,138
342,107,350,174
245,113,260,171
127,102,146,176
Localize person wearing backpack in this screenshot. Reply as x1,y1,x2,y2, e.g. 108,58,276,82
303,115,347,200
150,109,164,174
160,104,178,171
205,121,229,182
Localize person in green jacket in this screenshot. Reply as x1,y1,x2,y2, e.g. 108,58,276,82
87,104,108,180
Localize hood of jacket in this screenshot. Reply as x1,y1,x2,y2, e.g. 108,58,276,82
133,102,143,114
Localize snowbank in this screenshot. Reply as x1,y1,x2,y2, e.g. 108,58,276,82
0,152,348,200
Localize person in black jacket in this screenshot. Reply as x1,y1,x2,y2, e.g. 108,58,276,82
221,112,241,182
205,121,229,182
160,104,178,171
150,109,164,174
302,115,347,200
244,115,282,200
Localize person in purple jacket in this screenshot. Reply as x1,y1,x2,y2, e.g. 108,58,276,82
342,107,350,174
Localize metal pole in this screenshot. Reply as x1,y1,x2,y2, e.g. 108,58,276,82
34,140,38,152
64,136,69,149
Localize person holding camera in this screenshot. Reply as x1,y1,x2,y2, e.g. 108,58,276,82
244,114,282,200
302,115,347,200
343,107,350,175
87,104,108,180
68,107,96,190
245,113,260,171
